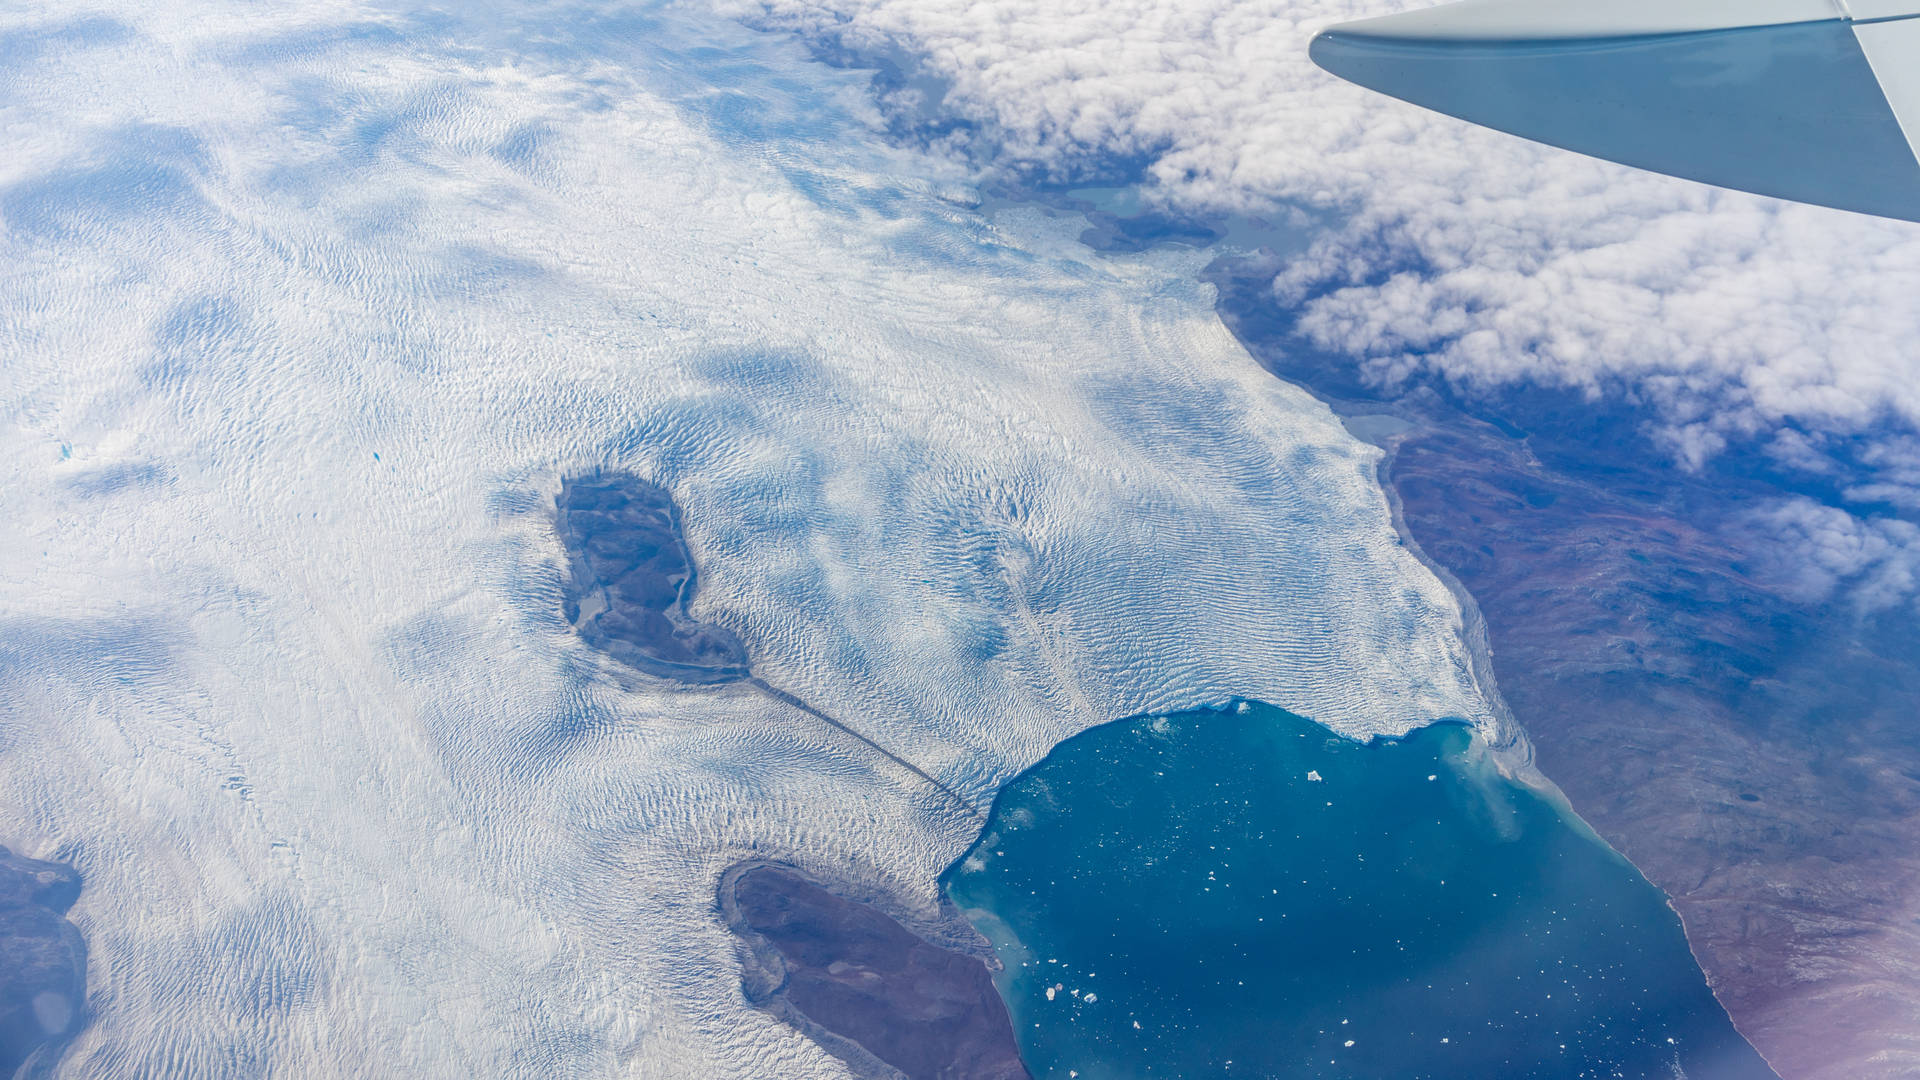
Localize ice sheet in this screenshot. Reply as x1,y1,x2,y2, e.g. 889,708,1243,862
0,1,1493,1075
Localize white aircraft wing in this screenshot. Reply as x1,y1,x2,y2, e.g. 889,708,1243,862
1310,0,1920,221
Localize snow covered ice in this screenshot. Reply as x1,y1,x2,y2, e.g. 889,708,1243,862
0,1,1493,1075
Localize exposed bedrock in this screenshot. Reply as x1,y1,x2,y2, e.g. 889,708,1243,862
722,863,1029,1080
555,472,751,685
1209,254,1920,1080
552,471,981,818
0,845,86,1078
559,475,1012,1070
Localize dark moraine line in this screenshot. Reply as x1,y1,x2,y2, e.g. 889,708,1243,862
0,845,86,1079
747,677,983,819
724,863,1030,1080
555,471,981,818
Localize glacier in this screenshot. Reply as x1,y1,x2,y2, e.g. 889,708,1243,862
0,1,1495,1075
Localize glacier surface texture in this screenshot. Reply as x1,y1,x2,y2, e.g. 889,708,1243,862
0,1,1494,1075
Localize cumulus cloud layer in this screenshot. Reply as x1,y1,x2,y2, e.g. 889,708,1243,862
733,0,1920,461
1740,497,1920,609
0,0,1492,1075
729,0,1920,614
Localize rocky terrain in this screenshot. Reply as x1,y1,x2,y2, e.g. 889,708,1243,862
0,845,86,1078
724,864,1028,1080
1209,255,1920,1080
556,473,752,685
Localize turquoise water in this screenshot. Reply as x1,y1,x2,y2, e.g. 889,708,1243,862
943,704,1778,1080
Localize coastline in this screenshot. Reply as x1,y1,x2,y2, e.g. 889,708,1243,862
938,703,1776,1080
1197,243,1920,1080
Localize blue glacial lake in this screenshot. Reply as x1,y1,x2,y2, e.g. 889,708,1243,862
942,703,1779,1080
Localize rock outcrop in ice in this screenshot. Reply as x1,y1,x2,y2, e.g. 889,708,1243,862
558,472,752,686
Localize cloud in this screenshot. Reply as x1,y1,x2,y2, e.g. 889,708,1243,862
730,0,1920,468
1846,435,1920,509
1740,496,1920,611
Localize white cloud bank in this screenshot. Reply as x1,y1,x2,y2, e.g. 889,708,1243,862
734,0,1920,463
0,0,1493,1076
730,0,1920,617
1740,496,1920,610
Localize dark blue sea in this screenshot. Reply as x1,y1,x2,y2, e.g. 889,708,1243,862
943,703,1779,1080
